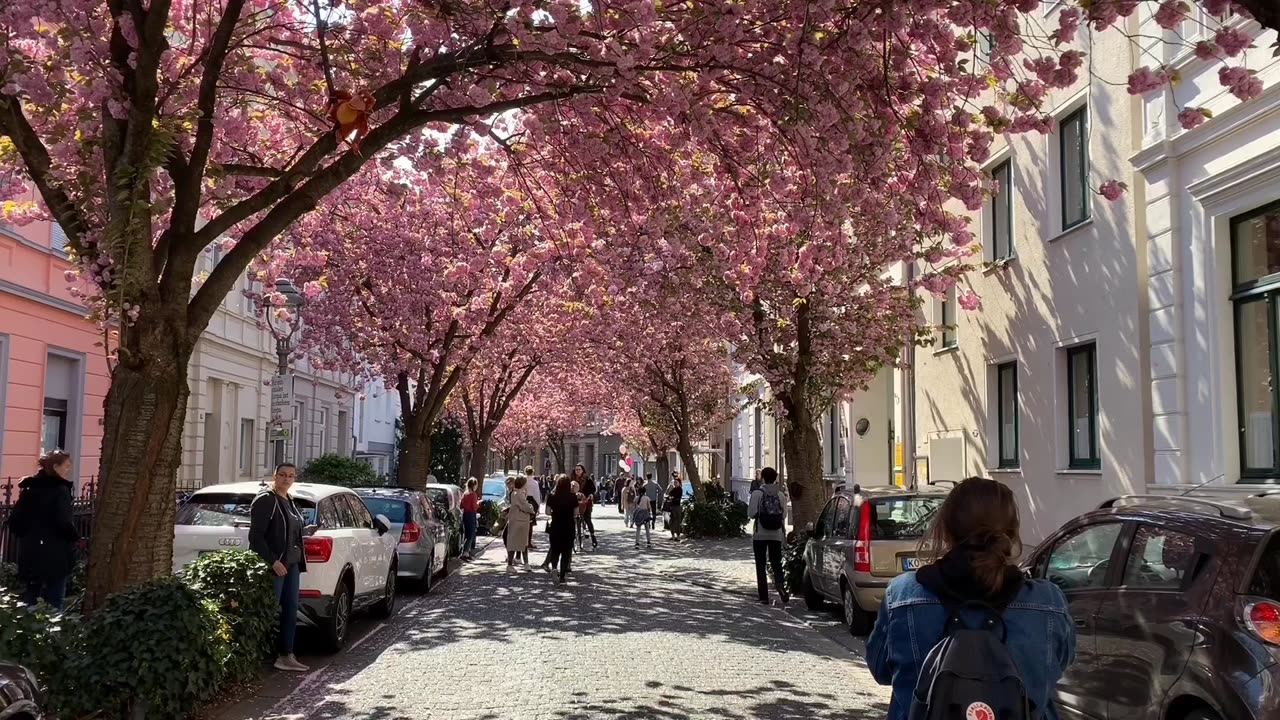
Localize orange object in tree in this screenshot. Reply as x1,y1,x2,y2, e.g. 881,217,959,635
325,90,376,153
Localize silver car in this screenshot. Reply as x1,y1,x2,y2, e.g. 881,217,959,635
355,488,448,592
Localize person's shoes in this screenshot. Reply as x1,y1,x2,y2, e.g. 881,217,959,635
780,592,791,605
635,543,641,549
592,539,598,549
647,542,652,548
557,576,566,584
274,655,309,672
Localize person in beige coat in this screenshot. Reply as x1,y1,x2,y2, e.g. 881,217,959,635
504,476,535,568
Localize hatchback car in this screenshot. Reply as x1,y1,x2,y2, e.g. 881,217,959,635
801,483,947,634
355,487,448,591
174,482,399,650
0,662,41,720
1023,492,1280,720
424,483,464,556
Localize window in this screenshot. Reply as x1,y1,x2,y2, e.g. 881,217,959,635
1120,525,1197,590
832,496,853,538
977,31,993,63
1232,201,1280,478
816,499,836,538
331,494,357,528
318,407,329,456
238,419,255,474
997,362,1019,468
1060,106,1090,230
42,398,68,453
1067,343,1099,469
1042,522,1122,591
50,222,69,256
989,160,1013,260
293,400,305,464
828,407,839,472
939,286,957,349
344,494,373,529
754,405,763,471
317,498,344,529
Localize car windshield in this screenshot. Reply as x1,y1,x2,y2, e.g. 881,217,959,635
482,479,507,499
360,496,409,523
176,492,316,526
867,496,944,540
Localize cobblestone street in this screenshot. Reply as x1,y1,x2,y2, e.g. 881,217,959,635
220,515,890,720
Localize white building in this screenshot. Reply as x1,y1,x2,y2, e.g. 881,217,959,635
1130,9,1280,493
180,247,396,486
353,379,400,477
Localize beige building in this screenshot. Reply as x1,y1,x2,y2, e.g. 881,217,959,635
913,17,1150,544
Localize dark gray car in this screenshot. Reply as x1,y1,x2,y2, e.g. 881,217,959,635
355,488,448,592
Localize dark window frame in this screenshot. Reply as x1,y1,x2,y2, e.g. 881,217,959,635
1231,200,1280,481
990,159,1014,261
940,287,957,349
1059,106,1091,231
1067,343,1100,469
997,362,1019,468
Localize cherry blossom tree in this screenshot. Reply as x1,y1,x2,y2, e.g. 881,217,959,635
0,0,1270,607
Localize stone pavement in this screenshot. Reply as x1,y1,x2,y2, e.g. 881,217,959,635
219,515,890,720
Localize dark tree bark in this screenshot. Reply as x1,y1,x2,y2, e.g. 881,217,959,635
778,394,826,531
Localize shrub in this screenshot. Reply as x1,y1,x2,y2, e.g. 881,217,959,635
183,550,278,684
301,453,379,487
0,592,77,705
61,577,230,719
784,531,811,595
478,499,502,536
0,562,18,593
682,482,748,539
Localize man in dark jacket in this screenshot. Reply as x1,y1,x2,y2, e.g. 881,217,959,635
249,463,310,673
10,450,78,610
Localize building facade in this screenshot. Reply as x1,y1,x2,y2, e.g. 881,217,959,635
1130,9,1280,493
0,193,107,490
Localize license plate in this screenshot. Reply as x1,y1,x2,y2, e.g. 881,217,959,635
902,557,923,571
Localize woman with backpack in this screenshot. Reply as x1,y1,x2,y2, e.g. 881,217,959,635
747,467,788,605
866,476,1075,720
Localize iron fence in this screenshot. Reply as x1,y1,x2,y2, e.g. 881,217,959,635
0,476,207,564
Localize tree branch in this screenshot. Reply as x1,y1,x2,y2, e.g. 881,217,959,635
0,95,87,245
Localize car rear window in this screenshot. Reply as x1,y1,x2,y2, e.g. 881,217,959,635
176,492,316,526
1248,531,1280,601
868,497,943,541
482,479,506,499
360,496,409,523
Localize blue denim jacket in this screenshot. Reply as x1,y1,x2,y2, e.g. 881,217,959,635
866,572,1076,720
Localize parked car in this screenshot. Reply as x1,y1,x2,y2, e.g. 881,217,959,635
424,483,463,557
481,475,508,505
354,487,448,591
0,662,42,720
801,483,947,635
173,481,399,651
1022,492,1280,720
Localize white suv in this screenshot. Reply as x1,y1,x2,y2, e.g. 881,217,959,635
174,481,399,650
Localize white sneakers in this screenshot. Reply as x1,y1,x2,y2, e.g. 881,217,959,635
274,655,310,672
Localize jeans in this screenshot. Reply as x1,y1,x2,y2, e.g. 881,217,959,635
634,516,651,546
546,544,572,580
462,511,478,554
753,540,786,603
272,562,302,655
21,576,68,610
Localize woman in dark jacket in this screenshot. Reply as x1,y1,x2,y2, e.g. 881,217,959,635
10,450,78,610
248,463,309,673
540,474,579,584
665,472,684,541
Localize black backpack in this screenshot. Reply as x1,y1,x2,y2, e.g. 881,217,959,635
908,601,1032,720
757,490,785,531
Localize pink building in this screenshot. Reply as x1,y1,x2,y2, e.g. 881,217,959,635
0,187,108,491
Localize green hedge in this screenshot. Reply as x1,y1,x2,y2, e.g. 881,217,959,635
479,499,502,536
0,549,279,719
681,482,749,539
301,453,379,487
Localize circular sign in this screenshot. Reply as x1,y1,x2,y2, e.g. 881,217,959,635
965,702,995,720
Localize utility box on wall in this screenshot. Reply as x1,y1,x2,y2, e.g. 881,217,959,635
927,435,966,483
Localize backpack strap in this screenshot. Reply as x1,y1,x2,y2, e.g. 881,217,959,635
942,599,1009,642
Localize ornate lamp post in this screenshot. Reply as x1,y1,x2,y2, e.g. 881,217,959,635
267,278,304,465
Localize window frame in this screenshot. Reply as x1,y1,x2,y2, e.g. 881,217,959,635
989,159,1014,261
1067,343,1100,469
1037,520,1127,592
940,286,957,349
1230,200,1280,480
1116,523,1199,592
832,495,854,539
345,493,374,529
1059,106,1091,232
997,362,1019,468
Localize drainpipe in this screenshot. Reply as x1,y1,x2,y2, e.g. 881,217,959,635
903,260,918,490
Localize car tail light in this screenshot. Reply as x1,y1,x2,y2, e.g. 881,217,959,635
854,498,872,573
299,589,322,598
1244,598,1280,645
304,536,333,563
400,522,421,543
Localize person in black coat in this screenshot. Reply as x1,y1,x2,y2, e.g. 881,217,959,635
10,450,78,610
540,474,580,583
248,463,310,673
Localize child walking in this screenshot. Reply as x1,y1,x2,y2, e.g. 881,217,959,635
633,481,653,549
460,477,480,560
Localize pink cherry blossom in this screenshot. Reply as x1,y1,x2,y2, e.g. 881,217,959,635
1214,27,1253,57
956,289,982,311
1154,1,1189,29
1177,107,1213,130
1220,66,1265,101
1099,180,1128,202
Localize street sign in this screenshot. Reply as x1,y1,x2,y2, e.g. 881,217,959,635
270,374,293,439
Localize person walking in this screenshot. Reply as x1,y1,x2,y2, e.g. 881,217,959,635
632,478,653,549
665,471,684,541
523,467,541,551
504,476,536,569
541,474,578,583
614,474,627,514
571,464,598,549
644,473,661,530
249,463,310,672
10,450,79,610
621,475,636,527
747,467,788,606
460,477,481,560
866,477,1075,720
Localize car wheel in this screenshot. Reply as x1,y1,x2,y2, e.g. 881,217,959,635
1182,709,1222,720
373,563,398,619
322,579,352,652
802,571,825,611
419,551,435,593
843,582,873,636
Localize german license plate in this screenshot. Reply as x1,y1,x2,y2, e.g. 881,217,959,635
902,556,923,571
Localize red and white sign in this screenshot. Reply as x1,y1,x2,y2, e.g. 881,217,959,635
965,702,995,720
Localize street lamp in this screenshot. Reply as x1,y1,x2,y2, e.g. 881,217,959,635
269,278,305,375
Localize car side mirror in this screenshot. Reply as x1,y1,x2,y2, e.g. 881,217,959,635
374,514,391,535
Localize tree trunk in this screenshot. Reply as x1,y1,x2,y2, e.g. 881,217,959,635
780,402,826,532
397,430,433,489
466,440,490,482
85,355,190,611
675,433,705,502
